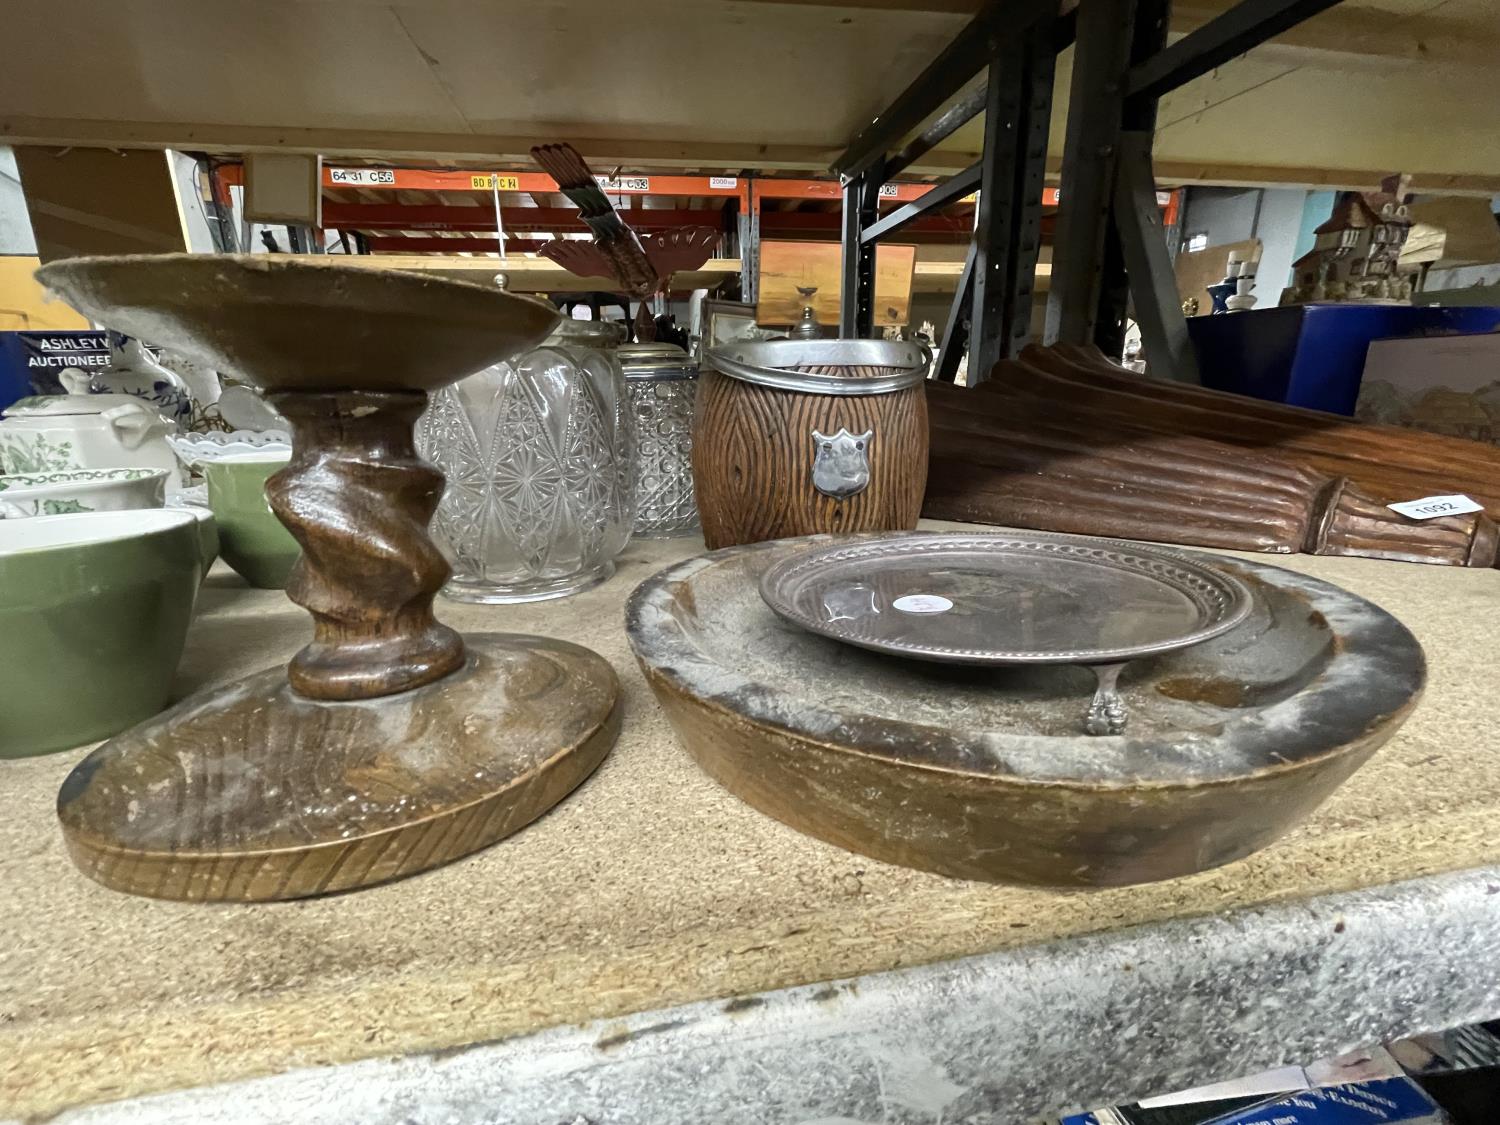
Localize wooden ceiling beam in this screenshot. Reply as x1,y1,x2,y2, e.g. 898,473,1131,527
0,118,798,174
1168,0,1500,68
706,0,1499,66
1146,160,1500,197
8,116,1498,195
0,116,978,177
724,0,984,11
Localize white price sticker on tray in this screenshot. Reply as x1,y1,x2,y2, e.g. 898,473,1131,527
1387,494,1484,520
893,594,953,614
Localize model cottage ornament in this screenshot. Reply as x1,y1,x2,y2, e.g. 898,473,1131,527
1283,174,1417,305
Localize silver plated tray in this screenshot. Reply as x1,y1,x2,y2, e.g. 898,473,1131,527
758,532,1253,735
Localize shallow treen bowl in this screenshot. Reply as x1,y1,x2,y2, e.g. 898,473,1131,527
0,467,168,519
0,509,204,757
626,536,1426,887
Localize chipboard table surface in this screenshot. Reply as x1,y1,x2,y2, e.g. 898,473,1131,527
2,521,1498,1122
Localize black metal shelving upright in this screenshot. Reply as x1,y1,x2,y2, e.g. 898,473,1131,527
834,0,1346,386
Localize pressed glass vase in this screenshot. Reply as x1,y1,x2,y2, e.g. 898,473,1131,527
417,320,636,603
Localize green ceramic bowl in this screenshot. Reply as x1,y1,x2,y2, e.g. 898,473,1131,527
167,501,221,572
203,452,300,588
0,509,204,758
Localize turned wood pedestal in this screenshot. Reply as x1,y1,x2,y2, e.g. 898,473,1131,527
40,255,620,902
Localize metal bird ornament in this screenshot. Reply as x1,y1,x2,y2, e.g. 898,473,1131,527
531,143,719,340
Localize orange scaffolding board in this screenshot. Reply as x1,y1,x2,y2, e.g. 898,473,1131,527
217,164,751,200
213,164,1177,231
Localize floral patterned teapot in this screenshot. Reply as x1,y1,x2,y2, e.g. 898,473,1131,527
0,370,181,482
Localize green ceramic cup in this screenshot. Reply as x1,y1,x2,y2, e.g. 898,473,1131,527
203,453,300,588
0,509,204,758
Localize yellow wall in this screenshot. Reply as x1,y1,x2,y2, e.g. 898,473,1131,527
0,256,91,331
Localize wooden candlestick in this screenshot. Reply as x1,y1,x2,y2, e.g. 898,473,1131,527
38,255,623,902
266,390,465,700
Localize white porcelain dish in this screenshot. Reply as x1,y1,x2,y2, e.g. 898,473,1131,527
167,429,292,470
0,467,169,519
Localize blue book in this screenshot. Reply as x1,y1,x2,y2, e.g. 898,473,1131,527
1059,1077,1446,1125
1201,1078,1445,1125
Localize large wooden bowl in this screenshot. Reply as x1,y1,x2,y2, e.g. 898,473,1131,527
36,254,559,393
626,536,1425,887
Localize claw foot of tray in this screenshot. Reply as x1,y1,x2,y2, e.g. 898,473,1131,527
1084,662,1129,736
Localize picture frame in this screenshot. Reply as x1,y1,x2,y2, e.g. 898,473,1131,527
698,298,761,362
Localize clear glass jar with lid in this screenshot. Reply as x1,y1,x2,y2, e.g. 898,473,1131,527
417,319,637,603
620,342,700,537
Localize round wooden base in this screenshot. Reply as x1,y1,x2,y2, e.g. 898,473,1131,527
57,634,620,902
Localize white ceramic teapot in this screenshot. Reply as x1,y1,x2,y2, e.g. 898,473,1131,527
0,370,181,482
91,335,195,425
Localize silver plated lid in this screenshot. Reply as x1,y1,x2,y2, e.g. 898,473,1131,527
620,343,698,382
543,319,626,348
707,338,930,396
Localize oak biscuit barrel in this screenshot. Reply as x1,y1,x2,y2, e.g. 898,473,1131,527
692,339,930,549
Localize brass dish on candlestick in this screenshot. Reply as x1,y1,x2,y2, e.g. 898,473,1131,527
40,255,622,902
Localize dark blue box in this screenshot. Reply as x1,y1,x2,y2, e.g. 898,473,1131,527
1185,304,1500,416
1200,1077,1445,1124
0,330,113,410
